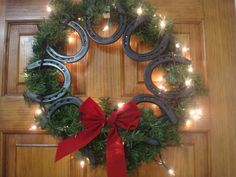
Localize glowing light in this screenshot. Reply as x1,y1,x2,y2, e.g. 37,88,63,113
153,14,157,17
185,120,192,127
30,125,37,130
158,85,167,92
160,19,166,29
80,160,85,168
152,104,157,108
78,17,82,21
102,24,110,32
185,79,192,87
182,47,189,53
188,65,193,73
189,108,203,120
157,76,164,82
72,31,77,36
68,36,75,44
24,73,28,78
35,108,42,116
117,102,125,109
175,43,181,49
46,5,52,12
136,7,143,16
168,168,175,176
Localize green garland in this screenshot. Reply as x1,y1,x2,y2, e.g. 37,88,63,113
25,0,207,173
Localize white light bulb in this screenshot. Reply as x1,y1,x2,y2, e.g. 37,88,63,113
196,108,202,115
158,85,167,92
168,168,175,176
24,73,28,78
188,65,193,73
175,43,181,49
185,79,192,87
102,24,110,32
160,19,166,29
46,5,52,12
182,47,189,53
30,125,37,130
80,160,85,168
189,108,203,120
153,14,157,17
117,102,125,109
157,76,164,82
159,85,164,90
185,120,192,127
35,108,42,116
136,7,143,16
68,36,75,44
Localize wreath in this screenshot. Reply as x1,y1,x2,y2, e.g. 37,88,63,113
24,0,206,176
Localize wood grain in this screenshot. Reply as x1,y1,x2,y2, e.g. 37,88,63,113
0,132,3,177
5,0,49,21
5,133,70,177
6,23,38,94
203,0,236,176
19,35,34,83
0,0,6,96
146,0,204,20
16,147,70,177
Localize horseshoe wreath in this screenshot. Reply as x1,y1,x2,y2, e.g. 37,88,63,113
24,0,206,176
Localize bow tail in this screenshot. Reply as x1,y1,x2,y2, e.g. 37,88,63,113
55,125,103,161
106,128,127,177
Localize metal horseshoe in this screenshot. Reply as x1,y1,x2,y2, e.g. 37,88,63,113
132,94,178,124
46,21,89,63
144,55,192,100
123,16,170,61
24,59,71,103
84,0,127,45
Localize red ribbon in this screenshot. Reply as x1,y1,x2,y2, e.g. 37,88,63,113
55,97,141,177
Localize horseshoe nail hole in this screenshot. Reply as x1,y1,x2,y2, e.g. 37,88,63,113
136,102,163,118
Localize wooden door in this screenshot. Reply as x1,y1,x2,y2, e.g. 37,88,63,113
0,0,235,177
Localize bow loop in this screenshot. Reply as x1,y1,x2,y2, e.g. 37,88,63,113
80,97,106,127
108,101,141,130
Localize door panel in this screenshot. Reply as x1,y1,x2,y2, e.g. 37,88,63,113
4,133,70,177
6,24,37,95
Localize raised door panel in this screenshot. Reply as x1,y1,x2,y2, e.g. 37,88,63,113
6,23,38,95
0,23,39,130
4,133,71,177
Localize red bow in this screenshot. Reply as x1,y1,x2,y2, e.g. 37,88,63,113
55,97,141,177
